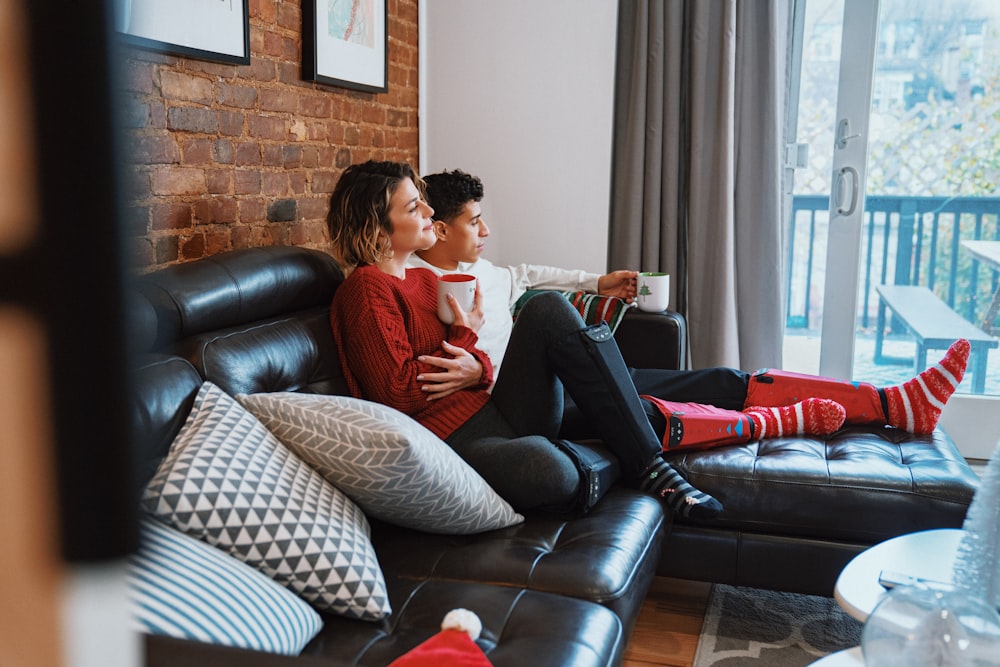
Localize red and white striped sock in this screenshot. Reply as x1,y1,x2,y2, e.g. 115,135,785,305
744,398,846,438
884,338,969,434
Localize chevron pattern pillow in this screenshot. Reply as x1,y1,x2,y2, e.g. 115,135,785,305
129,518,323,654
236,393,524,534
143,382,390,621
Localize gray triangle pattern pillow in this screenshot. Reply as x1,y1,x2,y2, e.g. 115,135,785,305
142,382,390,621
236,392,524,534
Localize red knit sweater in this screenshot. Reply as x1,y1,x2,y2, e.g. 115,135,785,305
330,265,494,439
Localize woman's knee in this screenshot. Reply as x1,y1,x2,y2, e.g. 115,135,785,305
514,292,587,343
454,435,579,511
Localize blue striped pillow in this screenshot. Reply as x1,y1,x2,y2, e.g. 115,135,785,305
128,518,323,655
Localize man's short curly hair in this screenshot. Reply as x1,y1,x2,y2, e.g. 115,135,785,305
423,169,484,223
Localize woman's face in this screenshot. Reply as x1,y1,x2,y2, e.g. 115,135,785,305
387,177,436,254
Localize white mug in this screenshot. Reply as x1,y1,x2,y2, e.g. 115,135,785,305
636,272,670,313
437,274,477,324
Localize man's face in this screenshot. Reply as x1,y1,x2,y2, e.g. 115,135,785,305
437,200,490,264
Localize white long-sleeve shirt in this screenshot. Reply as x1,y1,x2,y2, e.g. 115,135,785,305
407,255,600,375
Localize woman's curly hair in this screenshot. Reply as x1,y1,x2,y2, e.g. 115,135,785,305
422,169,484,223
326,160,424,269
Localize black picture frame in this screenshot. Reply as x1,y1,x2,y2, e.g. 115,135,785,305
303,0,389,93
116,0,251,66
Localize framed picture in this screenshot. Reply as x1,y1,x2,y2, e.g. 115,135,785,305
303,0,389,93
116,0,250,66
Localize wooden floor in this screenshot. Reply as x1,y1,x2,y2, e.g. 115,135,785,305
622,577,712,667
621,460,986,666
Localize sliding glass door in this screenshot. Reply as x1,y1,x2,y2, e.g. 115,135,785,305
784,0,1000,402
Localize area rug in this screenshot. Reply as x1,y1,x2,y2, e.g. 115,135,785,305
692,584,862,666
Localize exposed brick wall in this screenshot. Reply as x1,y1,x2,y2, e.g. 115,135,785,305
121,0,419,272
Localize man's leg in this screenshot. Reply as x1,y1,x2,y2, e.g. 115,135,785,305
560,365,750,440
630,367,750,410
643,397,845,451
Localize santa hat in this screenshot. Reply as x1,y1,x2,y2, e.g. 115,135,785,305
388,609,493,667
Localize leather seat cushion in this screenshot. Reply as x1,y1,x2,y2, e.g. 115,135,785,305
370,488,665,619
302,577,625,666
146,576,624,667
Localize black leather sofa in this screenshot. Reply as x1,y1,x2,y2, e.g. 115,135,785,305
130,246,673,667
128,246,979,665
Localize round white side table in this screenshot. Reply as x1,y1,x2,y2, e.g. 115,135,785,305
833,528,964,622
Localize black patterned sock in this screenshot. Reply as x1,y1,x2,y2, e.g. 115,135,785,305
638,456,723,519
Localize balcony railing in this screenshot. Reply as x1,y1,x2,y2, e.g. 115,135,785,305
785,194,1000,334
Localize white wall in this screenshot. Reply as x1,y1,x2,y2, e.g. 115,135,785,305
420,0,618,273
940,395,1000,461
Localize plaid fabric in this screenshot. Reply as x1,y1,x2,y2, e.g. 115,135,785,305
512,290,634,334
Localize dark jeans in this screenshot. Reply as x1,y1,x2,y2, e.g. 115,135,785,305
560,366,751,440
447,402,579,512
447,292,667,509
447,292,589,511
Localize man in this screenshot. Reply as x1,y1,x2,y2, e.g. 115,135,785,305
408,169,969,451
409,169,638,375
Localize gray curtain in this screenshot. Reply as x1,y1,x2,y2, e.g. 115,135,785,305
610,0,789,371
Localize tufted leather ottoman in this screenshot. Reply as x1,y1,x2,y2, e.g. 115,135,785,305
659,425,979,595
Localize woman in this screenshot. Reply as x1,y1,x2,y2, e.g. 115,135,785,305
326,160,730,518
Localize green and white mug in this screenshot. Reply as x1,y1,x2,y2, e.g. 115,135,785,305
637,272,670,313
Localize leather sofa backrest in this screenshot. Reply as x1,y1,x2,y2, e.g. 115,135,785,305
174,306,347,396
129,354,202,490
134,246,343,351
132,246,347,397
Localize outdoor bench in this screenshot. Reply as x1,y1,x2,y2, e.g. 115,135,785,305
874,284,997,393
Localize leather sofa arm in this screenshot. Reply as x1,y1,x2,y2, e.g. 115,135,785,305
613,308,687,371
